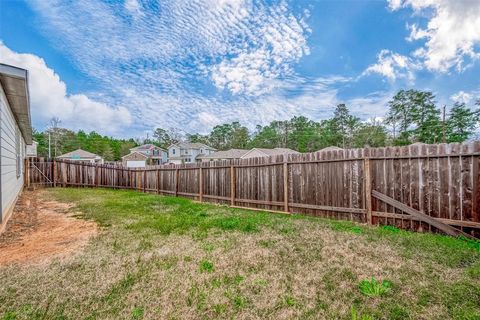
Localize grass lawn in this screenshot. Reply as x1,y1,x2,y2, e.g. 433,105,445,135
1,188,479,320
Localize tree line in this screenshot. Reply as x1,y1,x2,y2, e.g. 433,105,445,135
154,89,480,152
33,90,479,160
33,118,137,161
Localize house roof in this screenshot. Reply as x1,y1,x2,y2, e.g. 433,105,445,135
122,151,148,160
57,149,101,159
241,148,300,158
199,149,249,159
168,156,187,160
0,63,32,144
168,142,216,150
131,144,166,151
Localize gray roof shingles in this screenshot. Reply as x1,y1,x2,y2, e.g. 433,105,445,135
57,149,101,159
199,149,249,159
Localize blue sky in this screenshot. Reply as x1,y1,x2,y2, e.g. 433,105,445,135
1,0,479,138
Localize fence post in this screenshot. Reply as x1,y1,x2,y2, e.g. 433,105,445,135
128,169,131,190
283,159,289,213
25,158,30,188
230,165,235,206
143,169,146,193
364,158,372,225
199,167,203,202
175,168,179,197
157,169,160,194
53,159,57,188
95,165,100,188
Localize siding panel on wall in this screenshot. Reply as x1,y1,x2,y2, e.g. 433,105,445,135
0,84,25,223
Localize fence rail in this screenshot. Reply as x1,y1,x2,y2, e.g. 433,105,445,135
26,141,480,238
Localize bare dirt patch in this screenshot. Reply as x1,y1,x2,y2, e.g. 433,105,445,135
0,190,97,266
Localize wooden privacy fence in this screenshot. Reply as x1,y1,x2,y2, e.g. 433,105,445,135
26,142,480,238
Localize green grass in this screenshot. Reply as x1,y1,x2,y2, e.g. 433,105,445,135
358,278,392,297
51,188,280,235
199,260,214,273
1,188,479,320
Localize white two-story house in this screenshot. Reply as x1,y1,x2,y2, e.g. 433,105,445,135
167,142,216,164
122,144,168,168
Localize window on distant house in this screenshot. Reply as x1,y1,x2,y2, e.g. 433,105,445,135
173,149,176,155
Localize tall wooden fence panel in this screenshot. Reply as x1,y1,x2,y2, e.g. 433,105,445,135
26,142,480,238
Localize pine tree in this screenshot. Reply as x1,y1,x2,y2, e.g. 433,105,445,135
386,90,442,144
410,91,442,143
386,90,414,145
446,102,480,143
332,104,359,148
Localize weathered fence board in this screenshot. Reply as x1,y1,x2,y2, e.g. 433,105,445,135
26,141,480,238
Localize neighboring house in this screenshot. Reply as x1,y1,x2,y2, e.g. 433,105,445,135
240,148,300,159
26,140,38,158
57,149,104,164
198,149,249,162
122,144,168,168
122,151,148,168
0,64,33,232
131,144,167,164
168,142,216,164
198,147,301,162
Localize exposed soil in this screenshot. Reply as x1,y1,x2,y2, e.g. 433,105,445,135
0,190,97,266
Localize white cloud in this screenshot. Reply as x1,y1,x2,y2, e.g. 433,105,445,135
24,0,392,135
0,43,132,135
347,92,394,119
25,0,314,134
363,49,419,81
389,0,480,72
450,90,473,104
124,0,143,17
210,1,311,95
28,0,310,97
114,75,352,135
196,112,221,128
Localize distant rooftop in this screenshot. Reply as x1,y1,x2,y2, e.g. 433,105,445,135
57,149,101,159
131,144,166,151
199,149,249,159
246,148,300,157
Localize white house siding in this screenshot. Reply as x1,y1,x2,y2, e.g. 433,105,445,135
0,84,25,225
169,159,183,165
181,148,196,163
161,151,168,163
168,146,180,159
126,160,146,168
26,141,37,157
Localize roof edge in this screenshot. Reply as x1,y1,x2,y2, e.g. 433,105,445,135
0,63,33,144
